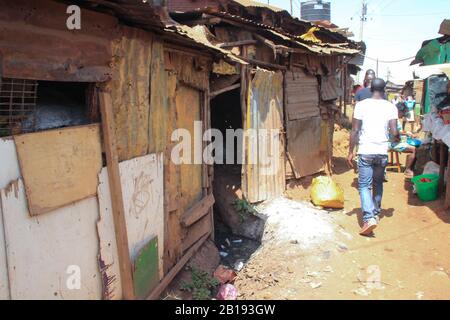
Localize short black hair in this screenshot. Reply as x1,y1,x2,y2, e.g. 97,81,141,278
370,78,386,93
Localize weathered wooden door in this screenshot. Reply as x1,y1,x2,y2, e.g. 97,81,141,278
242,69,285,203
285,68,325,178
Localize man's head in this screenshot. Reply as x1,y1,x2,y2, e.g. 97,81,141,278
370,78,386,98
364,74,375,88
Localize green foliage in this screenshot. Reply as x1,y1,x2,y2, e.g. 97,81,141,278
179,266,220,300
233,199,257,222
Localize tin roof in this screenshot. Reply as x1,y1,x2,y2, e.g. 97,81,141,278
61,0,246,64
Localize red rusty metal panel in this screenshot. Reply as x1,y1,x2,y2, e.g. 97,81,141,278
0,0,116,82
285,68,320,120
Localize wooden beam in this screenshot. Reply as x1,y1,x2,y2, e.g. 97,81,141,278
146,234,210,300
445,154,450,208
181,194,215,227
241,56,287,71
99,91,135,300
209,83,241,98
218,40,258,48
182,214,212,252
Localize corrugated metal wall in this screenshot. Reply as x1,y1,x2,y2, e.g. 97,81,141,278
285,69,320,120
243,69,285,203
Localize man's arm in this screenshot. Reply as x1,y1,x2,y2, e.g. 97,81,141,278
389,119,400,142
347,118,362,168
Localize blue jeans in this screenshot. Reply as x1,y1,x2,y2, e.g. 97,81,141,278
358,154,388,222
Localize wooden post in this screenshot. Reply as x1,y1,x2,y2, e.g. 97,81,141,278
343,64,348,117
445,153,450,208
438,142,448,195
99,91,135,300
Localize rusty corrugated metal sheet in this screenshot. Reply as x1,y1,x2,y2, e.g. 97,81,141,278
286,116,325,178
243,69,285,203
285,69,320,120
107,26,153,162
202,11,359,55
321,74,343,101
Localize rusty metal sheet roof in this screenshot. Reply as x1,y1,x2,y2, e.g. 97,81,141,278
164,24,247,64
61,1,246,64
200,10,360,55
232,0,286,12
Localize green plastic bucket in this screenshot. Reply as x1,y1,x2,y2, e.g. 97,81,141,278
412,174,439,202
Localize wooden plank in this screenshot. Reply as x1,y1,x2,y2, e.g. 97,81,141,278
146,233,210,300
133,237,159,300
176,85,204,213
218,40,258,48
210,83,241,98
1,179,102,299
14,124,102,216
99,92,134,300
182,213,213,253
181,194,215,227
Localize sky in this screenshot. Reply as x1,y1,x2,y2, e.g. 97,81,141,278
265,0,450,84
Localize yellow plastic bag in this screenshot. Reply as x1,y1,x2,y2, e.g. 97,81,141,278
311,176,344,209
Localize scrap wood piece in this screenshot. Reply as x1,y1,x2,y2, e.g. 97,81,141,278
181,194,215,228
99,91,134,300
147,233,210,300
13,124,102,216
182,213,213,253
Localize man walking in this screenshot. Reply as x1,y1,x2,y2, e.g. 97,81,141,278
355,70,376,102
347,79,399,236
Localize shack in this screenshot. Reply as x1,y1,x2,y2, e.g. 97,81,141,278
0,0,244,300
411,20,450,207
167,0,359,238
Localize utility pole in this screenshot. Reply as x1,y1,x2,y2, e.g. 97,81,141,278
387,68,392,82
357,0,368,84
359,0,368,42
376,57,379,77
290,0,293,16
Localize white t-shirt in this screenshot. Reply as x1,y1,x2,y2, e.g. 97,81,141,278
353,98,398,155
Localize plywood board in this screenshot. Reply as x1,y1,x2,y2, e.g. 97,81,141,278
175,85,203,212
0,137,21,299
0,179,102,300
14,124,103,216
0,137,20,189
98,153,165,284
0,201,10,300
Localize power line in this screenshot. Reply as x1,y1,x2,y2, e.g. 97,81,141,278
371,12,449,17
358,53,415,63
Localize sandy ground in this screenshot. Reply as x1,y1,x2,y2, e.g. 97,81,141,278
234,124,450,300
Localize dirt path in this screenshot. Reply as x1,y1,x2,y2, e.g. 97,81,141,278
235,125,450,300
